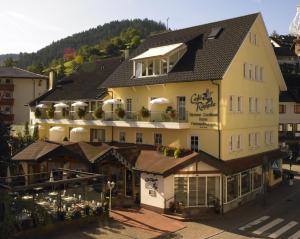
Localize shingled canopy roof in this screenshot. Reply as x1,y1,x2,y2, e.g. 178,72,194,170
0,67,48,79
101,13,259,88
29,57,122,106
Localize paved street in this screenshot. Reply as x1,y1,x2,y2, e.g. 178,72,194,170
51,174,300,239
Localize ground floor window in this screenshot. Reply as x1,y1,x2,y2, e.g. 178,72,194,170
136,132,143,144
90,128,105,142
190,136,199,152
174,175,220,207
241,171,251,195
252,166,262,190
226,175,239,202
154,133,162,147
119,132,126,143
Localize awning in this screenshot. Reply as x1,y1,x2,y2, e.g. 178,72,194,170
49,126,65,132
103,99,123,105
150,97,170,105
131,43,184,60
54,102,69,108
70,127,86,133
36,104,48,109
71,101,88,107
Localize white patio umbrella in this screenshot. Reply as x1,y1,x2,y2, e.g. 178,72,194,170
71,101,88,107
49,126,65,132
70,127,86,133
54,102,69,108
36,104,48,109
103,99,123,105
150,97,170,105
49,170,54,182
6,166,12,183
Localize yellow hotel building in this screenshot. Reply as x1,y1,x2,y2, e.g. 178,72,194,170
29,13,286,214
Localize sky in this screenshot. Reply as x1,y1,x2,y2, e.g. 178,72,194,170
0,0,299,54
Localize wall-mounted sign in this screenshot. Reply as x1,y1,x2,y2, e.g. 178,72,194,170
145,177,158,190
190,89,216,112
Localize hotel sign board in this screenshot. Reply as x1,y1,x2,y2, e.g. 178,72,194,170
190,89,218,129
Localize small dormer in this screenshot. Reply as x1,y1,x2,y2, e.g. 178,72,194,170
131,43,187,78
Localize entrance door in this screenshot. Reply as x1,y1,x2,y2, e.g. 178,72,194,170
190,136,199,152
90,129,105,142
177,96,186,121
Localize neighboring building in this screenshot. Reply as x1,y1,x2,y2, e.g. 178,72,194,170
0,67,48,125
30,13,286,214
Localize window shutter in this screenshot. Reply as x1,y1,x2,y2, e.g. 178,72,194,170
228,136,233,152
260,67,263,81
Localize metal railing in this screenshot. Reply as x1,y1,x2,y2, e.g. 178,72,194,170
37,110,189,123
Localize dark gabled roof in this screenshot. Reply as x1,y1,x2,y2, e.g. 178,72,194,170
280,74,300,103
102,13,259,88
30,57,122,105
0,67,48,79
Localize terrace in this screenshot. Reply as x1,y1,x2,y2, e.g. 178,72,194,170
0,169,112,238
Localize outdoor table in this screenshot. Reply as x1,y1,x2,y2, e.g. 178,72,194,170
49,191,58,196
33,187,43,191
37,201,48,206
22,195,33,200
62,196,76,202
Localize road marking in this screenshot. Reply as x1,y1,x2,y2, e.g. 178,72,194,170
269,221,298,238
238,216,270,231
288,230,300,239
252,218,284,235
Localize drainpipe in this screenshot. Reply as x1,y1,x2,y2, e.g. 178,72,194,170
211,80,223,214
107,90,114,143
211,80,221,160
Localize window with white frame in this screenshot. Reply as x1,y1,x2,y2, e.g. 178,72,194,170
249,97,259,113
174,176,220,207
229,95,234,112
237,96,242,112
248,133,256,148
241,171,251,195
249,32,258,46
90,129,105,142
190,136,199,152
226,175,239,202
265,98,273,113
265,131,274,145
126,98,132,112
133,45,186,78
119,132,126,143
154,133,162,147
255,132,260,147
228,135,242,152
287,123,293,132
136,132,143,144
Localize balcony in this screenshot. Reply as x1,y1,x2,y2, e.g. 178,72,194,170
0,98,14,105
35,110,190,129
0,84,14,91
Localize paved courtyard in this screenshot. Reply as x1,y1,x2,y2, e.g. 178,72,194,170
51,171,300,239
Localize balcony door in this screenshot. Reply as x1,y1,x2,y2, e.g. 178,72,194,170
177,96,186,121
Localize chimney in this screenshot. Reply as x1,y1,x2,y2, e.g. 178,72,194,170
48,71,54,90
124,48,130,60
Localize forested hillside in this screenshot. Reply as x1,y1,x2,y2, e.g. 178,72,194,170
16,19,166,69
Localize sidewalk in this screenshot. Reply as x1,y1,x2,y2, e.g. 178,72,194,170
111,208,186,237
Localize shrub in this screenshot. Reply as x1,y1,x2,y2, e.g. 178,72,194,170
174,148,182,158
77,108,86,119
35,108,42,118
94,108,104,119
140,106,150,118
47,107,55,119
163,147,170,156
115,107,125,118
165,106,176,119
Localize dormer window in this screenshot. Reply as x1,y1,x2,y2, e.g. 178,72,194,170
131,43,186,78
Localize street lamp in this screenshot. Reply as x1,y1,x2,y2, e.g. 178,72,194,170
107,181,115,212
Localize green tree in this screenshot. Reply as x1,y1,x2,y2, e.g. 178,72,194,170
0,114,10,176
27,62,44,74
57,61,65,80
3,57,17,67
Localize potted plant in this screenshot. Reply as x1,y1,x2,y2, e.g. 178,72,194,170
163,147,170,156
35,108,42,118
94,107,104,119
77,108,86,119
140,106,150,119
115,107,125,119
174,148,182,158
165,106,176,119
47,107,55,119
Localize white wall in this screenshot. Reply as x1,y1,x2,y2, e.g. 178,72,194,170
13,78,48,125
140,173,165,209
